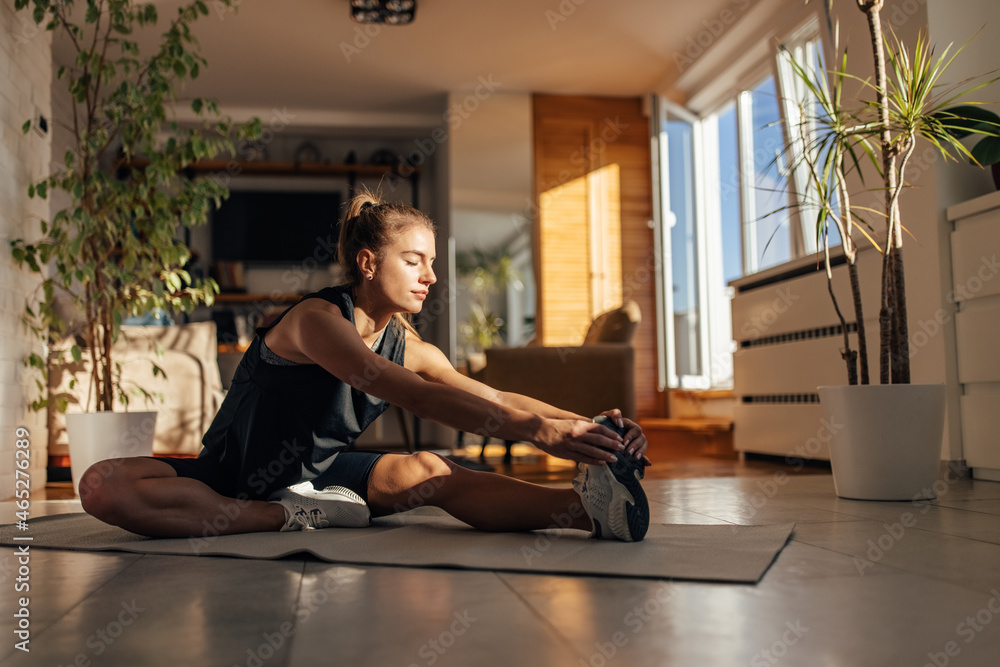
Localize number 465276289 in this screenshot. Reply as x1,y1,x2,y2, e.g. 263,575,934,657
15,427,30,522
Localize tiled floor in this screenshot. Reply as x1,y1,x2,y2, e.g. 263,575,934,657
2,471,1000,666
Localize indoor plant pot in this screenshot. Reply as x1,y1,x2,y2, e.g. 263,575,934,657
66,411,157,496
780,2,997,501
819,384,945,500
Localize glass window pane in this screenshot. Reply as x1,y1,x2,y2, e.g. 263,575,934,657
666,119,701,378
717,103,742,283
750,76,792,271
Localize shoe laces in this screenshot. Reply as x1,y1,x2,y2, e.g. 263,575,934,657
289,505,329,530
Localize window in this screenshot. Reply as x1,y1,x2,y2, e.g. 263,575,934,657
652,22,827,390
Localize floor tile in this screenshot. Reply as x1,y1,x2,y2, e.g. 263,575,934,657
792,520,1000,593
0,549,141,642
1,554,305,667
288,564,575,666
501,571,1000,667
791,495,1000,545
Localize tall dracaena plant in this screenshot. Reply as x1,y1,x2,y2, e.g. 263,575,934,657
10,0,261,412
787,0,997,386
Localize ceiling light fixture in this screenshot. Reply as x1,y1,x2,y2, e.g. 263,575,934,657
350,0,416,25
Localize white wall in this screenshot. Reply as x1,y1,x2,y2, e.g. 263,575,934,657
0,5,53,499
448,92,535,358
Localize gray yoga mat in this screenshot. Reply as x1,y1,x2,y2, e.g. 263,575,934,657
0,509,794,583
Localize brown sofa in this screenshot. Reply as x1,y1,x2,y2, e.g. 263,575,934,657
476,300,640,420
48,321,224,460
467,301,640,462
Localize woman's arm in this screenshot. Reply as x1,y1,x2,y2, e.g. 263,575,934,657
281,302,626,465
405,334,649,464
404,339,584,420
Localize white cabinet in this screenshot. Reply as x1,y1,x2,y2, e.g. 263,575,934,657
947,190,1000,480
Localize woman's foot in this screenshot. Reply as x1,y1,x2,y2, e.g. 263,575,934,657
572,416,650,542
269,481,371,531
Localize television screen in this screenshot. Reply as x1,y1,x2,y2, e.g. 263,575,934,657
211,190,342,265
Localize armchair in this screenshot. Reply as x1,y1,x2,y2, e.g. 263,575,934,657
471,301,640,462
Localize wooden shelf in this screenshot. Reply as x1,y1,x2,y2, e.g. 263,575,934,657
127,157,418,178
185,159,418,177
213,292,303,304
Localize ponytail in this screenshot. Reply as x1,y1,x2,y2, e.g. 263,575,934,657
338,187,435,338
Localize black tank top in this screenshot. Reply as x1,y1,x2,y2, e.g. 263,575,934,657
199,284,406,499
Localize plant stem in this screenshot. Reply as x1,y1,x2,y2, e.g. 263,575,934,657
848,260,869,384
835,148,869,385
859,0,903,386
889,137,915,383
829,270,859,385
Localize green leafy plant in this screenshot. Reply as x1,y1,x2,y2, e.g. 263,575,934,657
9,0,261,412
783,0,998,385
456,246,523,353
934,104,1000,166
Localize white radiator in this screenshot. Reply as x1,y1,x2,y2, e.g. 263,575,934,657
730,249,882,460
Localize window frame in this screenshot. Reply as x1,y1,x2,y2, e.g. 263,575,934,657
650,14,827,390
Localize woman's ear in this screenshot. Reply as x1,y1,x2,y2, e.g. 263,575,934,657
356,248,376,278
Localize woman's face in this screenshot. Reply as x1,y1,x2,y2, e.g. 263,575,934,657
372,223,436,314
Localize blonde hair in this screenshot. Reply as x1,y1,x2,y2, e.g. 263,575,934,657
338,187,436,338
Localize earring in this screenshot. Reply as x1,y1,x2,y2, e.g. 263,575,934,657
367,274,373,280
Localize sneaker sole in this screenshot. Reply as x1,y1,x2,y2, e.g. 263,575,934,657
284,483,371,529
594,416,649,542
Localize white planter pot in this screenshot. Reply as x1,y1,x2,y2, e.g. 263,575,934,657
65,411,157,496
818,384,945,501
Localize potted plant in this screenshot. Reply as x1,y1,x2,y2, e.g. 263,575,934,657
782,1,998,499
935,105,1000,189
455,245,524,358
9,0,260,492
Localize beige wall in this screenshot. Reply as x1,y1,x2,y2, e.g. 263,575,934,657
0,5,53,499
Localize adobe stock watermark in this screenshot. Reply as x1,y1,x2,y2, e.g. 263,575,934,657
853,462,968,576
77,414,158,496
672,0,753,73
187,438,306,553
340,23,385,63
750,619,810,666
56,599,145,667
739,286,800,341
236,568,354,667
511,115,630,234
407,609,478,667
520,499,589,565
731,416,842,529
210,0,244,21
545,0,587,31
397,75,503,177
577,581,677,667
908,254,1000,361
206,107,298,189
922,589,1000,667
3,12,44,53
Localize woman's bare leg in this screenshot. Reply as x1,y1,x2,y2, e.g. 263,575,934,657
367,451,593,533
79,458,285,538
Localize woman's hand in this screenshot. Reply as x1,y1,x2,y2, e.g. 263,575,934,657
597,409,651,466
534,418,626,466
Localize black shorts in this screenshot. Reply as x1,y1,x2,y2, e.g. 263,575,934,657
150,451,387,503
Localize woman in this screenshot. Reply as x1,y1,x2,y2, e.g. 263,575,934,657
81,191,651,542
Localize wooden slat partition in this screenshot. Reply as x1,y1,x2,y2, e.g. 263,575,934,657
532,95,655,418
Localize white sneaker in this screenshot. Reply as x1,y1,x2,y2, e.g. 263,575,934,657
572,416,650,542
269,481,371,532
